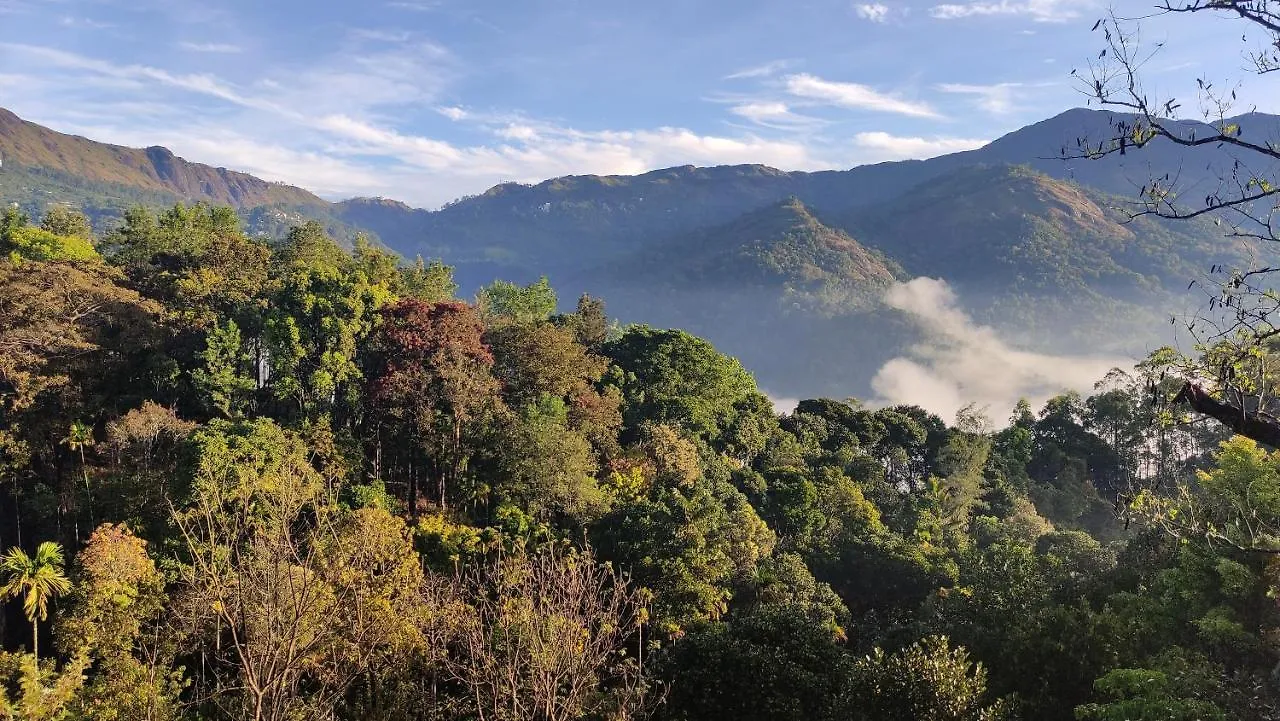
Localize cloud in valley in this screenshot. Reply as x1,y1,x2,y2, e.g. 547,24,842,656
871,278,1128,422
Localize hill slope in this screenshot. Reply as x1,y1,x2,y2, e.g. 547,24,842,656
0,109,325,209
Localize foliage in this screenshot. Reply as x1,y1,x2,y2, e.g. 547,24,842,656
3,226,99,263
846,636,1010,721
0,542,72,659
0,198,1276,721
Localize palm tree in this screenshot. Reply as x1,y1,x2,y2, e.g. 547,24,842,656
0,542,72,659
63,420,94,539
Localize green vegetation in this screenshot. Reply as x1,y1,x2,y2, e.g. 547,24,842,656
1,201,1277,720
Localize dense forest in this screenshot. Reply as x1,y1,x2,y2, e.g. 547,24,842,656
2,199,1278,721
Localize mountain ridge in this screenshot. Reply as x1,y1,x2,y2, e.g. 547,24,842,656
0,108,326,209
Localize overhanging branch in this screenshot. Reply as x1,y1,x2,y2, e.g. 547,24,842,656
1174,380,1280,446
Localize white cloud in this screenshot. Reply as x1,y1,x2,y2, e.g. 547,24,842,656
727,101,826,130
785,73,940,118
497,124,539,141
59,16,114,30
438,106,469,120
350,28,413,44
853,131,987,160
871,278,1128,421
726,59,795,80
929,0,1083,23
762,391,800,415
854,3,890,22
938,82,1021,114
387,0,441,10
178,41,242,53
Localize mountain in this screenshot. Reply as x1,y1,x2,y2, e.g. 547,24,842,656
597,197,899,315
0,108,324,209
0,109,378,245
0,106,1270,399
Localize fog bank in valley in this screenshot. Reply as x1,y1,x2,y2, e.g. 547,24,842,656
871,278,1130,423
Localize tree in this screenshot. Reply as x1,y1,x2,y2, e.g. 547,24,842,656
0,260,163,543
655,603,852,721
401,256,458,302
592,434,775,635
367,299,502,511
477,276,557,325
1075,668,1226,721
174,419,428,721
603,326,764,445
1130,435,1280,553
263,222,391,417
2,226,99,263
442,547,653,721
39,206,93,240
192,320,257,418
557,294,611,351
1076,6,1280,447
0,649,90,721
845,636,1010,721
57,523,183,721
0,542,72,659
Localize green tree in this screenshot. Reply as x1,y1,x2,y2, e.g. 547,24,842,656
39,206,92,240
3,226,99,263
0,542,72,659
846,636,1010,721
192,320,257,418
603,326,764,445
477,276,557,325
263,222,392,416
1075,668,1225,721
57,523,182,721
401,256,458,302
0,650,90,721
656,603,853,721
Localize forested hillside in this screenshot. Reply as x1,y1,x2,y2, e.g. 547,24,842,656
1,106,1269,398
2,202,1278,721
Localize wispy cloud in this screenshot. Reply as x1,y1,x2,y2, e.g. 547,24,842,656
387,0,441,9
930,0,1083,23
785,73,940,119
938,82,1022,114
349,28,413,43
178,41,243,53
853,131,988,160
725,59,795,80
854,3,891,22
59,16,115,30
728,101,826,130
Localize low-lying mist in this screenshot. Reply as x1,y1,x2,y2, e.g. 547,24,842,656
870,277,1131,423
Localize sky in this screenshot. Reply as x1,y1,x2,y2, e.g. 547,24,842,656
0,0,1270,208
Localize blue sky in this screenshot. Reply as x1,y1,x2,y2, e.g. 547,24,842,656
0,0,1266,207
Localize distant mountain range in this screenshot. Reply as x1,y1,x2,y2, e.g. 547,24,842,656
0,106,1269,400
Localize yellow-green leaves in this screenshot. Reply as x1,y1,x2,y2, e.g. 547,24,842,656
4,226,99,263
